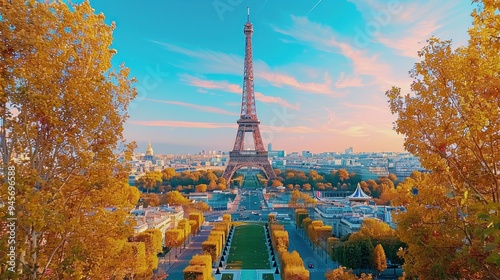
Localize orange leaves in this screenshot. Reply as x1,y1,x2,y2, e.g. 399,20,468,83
184,254,212,280
280,251,309,280
386,1,500,277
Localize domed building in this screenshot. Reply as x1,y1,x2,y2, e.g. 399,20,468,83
145,141,154,161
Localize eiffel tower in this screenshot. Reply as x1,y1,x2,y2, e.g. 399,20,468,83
222,8,277,185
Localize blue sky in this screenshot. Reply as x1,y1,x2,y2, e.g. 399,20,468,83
88,0,476,155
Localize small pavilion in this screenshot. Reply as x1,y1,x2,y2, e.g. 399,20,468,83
346,183,372,205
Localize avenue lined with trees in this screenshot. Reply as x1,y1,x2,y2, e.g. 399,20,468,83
1,0,500,279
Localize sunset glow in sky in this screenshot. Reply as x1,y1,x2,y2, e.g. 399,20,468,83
90,0,476,154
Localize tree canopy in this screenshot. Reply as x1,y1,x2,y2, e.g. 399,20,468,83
0,1,141,278
386,0,500,278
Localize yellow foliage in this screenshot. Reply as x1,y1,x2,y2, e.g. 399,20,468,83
356,218,393,239
222,213,232,222
284,266,310,280
273,230,289,252
386,1,500,277
165,229,184,247
189,254,212,278
325,267,372,280
132,232,161,275
183,265,207,280
0,0,140,277
189,220,199,235
373,244,387,274
144,228,163,253
209,231,225,255
178,218,192,240
165,190,190,205
127,242,148,275
213,221,231,236
201,241,218,264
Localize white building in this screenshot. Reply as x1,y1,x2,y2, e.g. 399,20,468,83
131,205,184,246
314,184,399,237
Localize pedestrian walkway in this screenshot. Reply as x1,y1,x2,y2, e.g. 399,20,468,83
213,269,278,280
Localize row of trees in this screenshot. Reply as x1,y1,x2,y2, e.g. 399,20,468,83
265,170,399,205
140,191,211,213
183,254,213,280
201,215,231,267
135,169,227,193
137,167,400,206
289,190,317,207
165,212,205,265
128,229,164,279
268,222,309,280
331,219,405,274
295,209,404,277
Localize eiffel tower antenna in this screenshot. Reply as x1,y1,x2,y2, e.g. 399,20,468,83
222,8,277,186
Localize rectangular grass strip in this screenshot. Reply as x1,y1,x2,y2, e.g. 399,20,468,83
225,224,270,269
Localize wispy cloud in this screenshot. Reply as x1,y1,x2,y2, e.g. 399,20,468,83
347,1,468,57
142,98,238,116
341,102,388,113
154,41,241,75
257,71,342,96
155,41,339,96
179,74,300,110
131,120,236,129
272,16,400,88
335,72,363,88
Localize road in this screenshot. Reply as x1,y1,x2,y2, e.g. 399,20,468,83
158,225,212,280
159,173,337,279
284,223,335,279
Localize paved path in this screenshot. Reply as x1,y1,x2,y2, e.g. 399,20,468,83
157,225,213,280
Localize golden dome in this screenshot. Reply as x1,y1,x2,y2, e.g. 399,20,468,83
146,142,154,156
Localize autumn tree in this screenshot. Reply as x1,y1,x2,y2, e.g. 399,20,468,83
295,208,309,229
0,1,141,278
136,171,162,192
207,179,217,191
373,244,387,275
280,250,309,280
386,0,500,278
195,183,208,193
165,190,190,205
325,267,372,280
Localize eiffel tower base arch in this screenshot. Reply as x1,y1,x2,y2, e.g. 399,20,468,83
222,151,276,186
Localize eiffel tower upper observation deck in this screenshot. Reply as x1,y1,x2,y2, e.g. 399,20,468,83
222,8,277,185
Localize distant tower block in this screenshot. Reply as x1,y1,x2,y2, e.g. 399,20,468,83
222,8,277,185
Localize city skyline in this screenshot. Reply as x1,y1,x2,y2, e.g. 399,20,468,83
89,1,476,154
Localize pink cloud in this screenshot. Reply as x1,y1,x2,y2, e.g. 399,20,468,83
179,74,300,110
273,16,399,88
257,71,342,96
131,120,235,129
335,72,364,88
347,1,467,58
155,41,338,96
341,102,388,113
142,98,238,116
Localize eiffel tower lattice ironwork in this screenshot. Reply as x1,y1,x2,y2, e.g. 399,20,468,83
222,8,277,185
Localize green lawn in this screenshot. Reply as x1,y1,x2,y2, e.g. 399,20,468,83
262,273,274,280
225,224,270,269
